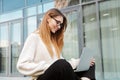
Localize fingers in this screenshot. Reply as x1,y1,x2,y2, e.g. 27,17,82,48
90,58,95,66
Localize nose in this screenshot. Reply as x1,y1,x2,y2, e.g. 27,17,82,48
57,25,61,29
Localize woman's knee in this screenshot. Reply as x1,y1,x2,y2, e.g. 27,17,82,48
53,59,72,70
55,59,69,67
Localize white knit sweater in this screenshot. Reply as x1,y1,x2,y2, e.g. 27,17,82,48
17,33,80,80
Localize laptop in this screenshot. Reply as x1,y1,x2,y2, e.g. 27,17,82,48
74,47,94,72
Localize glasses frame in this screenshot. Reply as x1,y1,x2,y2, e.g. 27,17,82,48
51,17,63,28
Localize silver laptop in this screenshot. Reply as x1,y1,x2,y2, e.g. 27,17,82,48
74,47,94,72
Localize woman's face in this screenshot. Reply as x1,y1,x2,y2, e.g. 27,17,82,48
47,16,63,33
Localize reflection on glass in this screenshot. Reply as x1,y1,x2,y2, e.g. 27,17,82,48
0,24,8,74
3,0,25,12
82,0,94,2
83,4,103,80
62,11,79,60
0,1,1,14
43,2,54,12
27,16,37,35
38,5,43,14
99,0,120,79
27,6,36,16
10,22,21,74
38,15,43,26
68,0,79,6
27,0,39,6
0,10,22,23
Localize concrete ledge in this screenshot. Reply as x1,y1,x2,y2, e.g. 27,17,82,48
0,77,30,80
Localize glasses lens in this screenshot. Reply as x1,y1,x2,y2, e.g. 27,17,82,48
52,17,63,28
60,24,63,28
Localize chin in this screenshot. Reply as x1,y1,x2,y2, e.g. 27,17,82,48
52,31,56,33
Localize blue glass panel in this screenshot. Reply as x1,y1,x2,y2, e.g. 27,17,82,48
82,0,94,2
0,0,1,14
99,0,120,79
0,10,22,23
3,0,25,12
62,11,79,60
27,0,39,6
10,21,22,74
38,5,43,14
27,6,36,16
43,2,54,12
42,0,53,3
0,23,8,74
27,16,37,35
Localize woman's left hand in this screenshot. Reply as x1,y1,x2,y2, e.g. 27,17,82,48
90,58,95,66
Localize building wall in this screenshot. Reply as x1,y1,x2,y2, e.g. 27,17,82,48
0,0,55,79
0,0,120,80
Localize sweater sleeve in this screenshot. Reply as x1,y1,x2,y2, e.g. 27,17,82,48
17,33,51,76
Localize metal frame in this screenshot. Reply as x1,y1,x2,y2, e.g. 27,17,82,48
96,1,104,80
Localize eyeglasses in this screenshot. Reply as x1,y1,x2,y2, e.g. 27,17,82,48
52,17,63,28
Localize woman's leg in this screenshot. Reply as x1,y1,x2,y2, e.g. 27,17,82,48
37,59,79,80
75,64,96,80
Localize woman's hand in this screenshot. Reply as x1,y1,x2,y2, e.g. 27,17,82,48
90,58,95,66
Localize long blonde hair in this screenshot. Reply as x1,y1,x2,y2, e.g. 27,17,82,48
37,8,67,58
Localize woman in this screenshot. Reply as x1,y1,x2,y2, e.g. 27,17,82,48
17,8,96,80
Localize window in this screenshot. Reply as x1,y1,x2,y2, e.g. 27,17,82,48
10,21,22,74
2,0,25,13
26,0,39,6
99,0,120,79
27,16,37,35
27,6,37,16
38,5,43,14
62,10,79,60
0,23,8,74
0,20,23,76
0,10,22,23
82,4,103,80
43,2,54,12
0,0,2,14
82,0,95,3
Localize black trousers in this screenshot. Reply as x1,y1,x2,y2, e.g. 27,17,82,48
37,59,96,80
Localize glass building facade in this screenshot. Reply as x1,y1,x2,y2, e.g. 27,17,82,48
0,0,120,80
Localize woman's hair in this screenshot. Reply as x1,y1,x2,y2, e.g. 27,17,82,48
37,8,67,58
